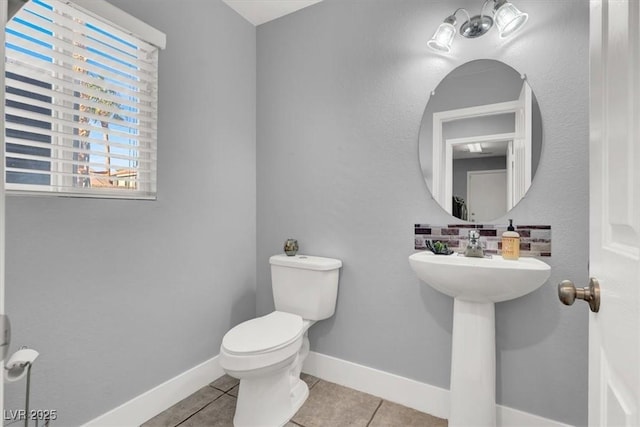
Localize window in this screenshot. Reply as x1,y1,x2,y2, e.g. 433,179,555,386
5,0,165,199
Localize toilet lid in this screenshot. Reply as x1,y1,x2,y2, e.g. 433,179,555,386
222,311,303,355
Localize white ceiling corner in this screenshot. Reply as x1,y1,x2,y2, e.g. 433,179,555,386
222,0,324,26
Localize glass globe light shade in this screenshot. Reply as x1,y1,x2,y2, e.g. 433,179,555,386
428,22,457,52
494,2,528,38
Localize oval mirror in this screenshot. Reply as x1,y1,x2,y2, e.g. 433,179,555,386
418,59,542,222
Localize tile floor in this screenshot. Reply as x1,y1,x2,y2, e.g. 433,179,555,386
142,374,448,427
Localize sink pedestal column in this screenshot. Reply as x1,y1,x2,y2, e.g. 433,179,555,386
449,299,496,427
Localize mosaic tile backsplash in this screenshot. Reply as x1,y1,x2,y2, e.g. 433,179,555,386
415,224,552,257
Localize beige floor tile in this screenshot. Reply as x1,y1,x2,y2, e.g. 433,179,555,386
292,380,381,427
301,373,320,389
145,376,445,427
368,400,448,427
179,393,236,427
141,386,223,427
227,384,239,397
210,374,240,392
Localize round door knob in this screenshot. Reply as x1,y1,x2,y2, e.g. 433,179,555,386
558,278,600,313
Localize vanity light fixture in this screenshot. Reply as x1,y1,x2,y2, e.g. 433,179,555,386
428,0,528,53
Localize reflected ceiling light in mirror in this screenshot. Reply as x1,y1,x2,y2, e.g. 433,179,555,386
428,0,528,53
468,143,483,153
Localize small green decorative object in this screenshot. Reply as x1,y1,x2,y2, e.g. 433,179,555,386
425,239,454,255
284,238,298,256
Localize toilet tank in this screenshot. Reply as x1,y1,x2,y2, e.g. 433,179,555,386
270,254,342,321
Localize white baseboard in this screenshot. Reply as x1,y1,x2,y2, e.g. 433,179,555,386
83,351,573,427
497,405,574,427
303,351,573,427
82,355,224,427
303,351,450,419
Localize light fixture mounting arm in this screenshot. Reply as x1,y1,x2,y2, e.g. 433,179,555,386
493,0,508,10
446,8,471,26
460,1,495,39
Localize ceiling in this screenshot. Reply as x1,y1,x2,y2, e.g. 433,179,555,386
453,140,509,160
222,0,324,26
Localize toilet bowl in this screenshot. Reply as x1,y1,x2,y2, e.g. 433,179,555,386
219,254,342,427
220,311,313,426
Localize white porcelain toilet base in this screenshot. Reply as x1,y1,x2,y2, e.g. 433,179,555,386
449,299,496,427
226,330,314,427
234,367,308,427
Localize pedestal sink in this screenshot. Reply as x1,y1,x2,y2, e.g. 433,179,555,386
408,252,551,427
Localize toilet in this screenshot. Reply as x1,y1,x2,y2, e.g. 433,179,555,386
219,254,342,427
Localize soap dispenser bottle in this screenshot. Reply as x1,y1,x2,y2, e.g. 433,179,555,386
501,219,520,260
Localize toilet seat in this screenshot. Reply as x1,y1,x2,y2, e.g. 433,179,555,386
220,311,304,373
223,311,304,355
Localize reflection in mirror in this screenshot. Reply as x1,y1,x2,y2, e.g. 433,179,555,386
419,60,542,222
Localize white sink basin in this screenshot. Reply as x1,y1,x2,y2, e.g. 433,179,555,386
408,251,551,426
408,251,551,302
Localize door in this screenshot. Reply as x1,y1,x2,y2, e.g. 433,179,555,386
509,81,532,209
588,0,640,425
466,169,507,222
0,0,6,415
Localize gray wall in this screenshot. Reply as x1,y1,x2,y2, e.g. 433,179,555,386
4,1,256,425
257,0,589,425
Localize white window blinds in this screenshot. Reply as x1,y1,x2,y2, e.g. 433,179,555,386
5,0,163,199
